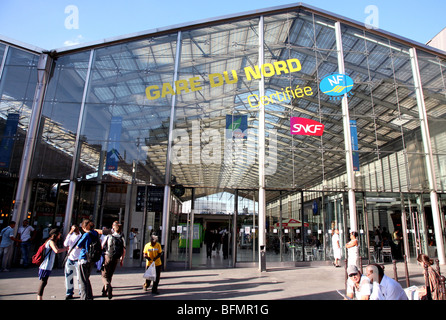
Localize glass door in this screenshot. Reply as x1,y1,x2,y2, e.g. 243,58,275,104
412,194,439,259
326,193,347,263
236,190,258,263
404,194,425,260
168,188,236,269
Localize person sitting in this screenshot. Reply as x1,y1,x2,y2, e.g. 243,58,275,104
346,265,372,300
417,253,445,300
365,263,408,300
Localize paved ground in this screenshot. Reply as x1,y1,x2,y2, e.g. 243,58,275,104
0,259,427,301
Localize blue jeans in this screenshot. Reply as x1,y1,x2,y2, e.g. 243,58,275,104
20,241,31,267
65,259,80,296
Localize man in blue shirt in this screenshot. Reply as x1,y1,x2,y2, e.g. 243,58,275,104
0,221,22,271
76,219,100,300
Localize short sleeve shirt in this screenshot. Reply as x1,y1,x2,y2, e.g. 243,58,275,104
347,275,372,300
0,227,14,248
332,233,340,248
18,225,34,242
143,242,162,267
64,232,82,260
77,230,99,261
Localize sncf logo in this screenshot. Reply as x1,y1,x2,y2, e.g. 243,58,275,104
290,117,325,136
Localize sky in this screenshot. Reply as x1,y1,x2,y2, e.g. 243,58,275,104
0,0,445,50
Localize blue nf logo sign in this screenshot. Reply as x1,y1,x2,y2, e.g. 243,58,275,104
320,73,354,98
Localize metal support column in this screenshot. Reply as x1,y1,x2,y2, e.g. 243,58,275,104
12,53,52,230
258,16,267,271
279,191,283,261
400,193,411,261
233,189,238,268
188,188,195,269
334,21,357,232
409,47,446,265
301,190,306,261
161,31,183,267
63,49,94,237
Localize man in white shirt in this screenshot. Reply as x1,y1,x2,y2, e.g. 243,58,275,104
365,263,408,300
346,265,372,300
17,220,35,268
331,229,341,267
63,225,82,299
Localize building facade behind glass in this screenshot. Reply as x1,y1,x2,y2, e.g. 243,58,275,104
1,3,446,269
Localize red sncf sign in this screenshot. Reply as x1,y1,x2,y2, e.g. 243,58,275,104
290,117,325,136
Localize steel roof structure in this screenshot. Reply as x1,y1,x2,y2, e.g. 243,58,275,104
1,2,446,204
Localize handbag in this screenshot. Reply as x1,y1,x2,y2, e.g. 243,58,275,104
143,262,157,281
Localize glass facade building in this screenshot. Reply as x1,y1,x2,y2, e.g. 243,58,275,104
1,3,446,269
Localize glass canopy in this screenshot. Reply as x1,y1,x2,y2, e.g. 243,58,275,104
1,4,445,203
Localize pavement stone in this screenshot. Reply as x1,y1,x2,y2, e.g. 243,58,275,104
0,258,427,301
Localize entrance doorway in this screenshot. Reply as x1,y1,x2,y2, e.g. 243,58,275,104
167,188,263,269
169,213,234,269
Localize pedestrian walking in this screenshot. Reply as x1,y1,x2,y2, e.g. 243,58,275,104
129,228,136,258
331,229,341,267
143,234,162,294
96,231,106,273
0,221,21,271
214,228,221,253
101,222,126,299
36,228,68,300
76,218,101,300
222,230,230,259
63,224,82,300
204,228,213,259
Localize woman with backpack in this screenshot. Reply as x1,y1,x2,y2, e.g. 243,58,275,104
101,222,126,299
37,228,68,300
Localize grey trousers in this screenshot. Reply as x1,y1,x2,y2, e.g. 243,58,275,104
78,261,93,300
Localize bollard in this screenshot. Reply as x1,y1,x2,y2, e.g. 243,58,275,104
392,260,398,282
260,245,266,272
403,255,410,288
440,276,446,300
360,257,363,274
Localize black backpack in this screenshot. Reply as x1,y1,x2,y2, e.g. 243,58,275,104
86,231,102,263
107,234,124,259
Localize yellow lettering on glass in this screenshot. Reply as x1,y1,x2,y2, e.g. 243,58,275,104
247,85,313,108
145,58,303,101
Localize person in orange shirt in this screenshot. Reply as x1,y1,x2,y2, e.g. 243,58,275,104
143,235,163,294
